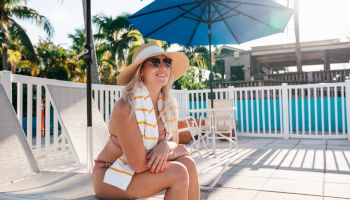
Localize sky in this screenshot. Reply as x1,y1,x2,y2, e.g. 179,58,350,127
20,0,350,50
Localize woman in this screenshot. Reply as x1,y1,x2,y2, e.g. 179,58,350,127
92,43,200,200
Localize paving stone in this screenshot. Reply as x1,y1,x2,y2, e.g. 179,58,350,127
324,182,350,199
324,172,350,184
271,169,324,182
255,191,322,200
225,166,276,178
206,188,258,200
262,178,323,196
218,175,269,190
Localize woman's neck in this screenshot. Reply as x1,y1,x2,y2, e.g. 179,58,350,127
145,84,161,107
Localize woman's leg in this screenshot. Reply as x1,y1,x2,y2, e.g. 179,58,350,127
93,167,133,200
126,161,189,200
93,161,189,200
175,156,200,200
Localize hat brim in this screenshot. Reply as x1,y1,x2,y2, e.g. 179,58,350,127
117,51,189,85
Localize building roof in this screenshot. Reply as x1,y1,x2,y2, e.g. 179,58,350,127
251,39,350,66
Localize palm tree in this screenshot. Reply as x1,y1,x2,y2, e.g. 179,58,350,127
81,0,100,84
176,46,210,89
0,0,54,72
37,39,85,82
93,13,143,72
68,28,86,53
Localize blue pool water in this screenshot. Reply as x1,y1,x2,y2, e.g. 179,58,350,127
190,97,348,133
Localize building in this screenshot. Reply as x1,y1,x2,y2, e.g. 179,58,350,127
215,39,350,87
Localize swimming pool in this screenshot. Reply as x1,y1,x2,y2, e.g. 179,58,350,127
189,97,348,133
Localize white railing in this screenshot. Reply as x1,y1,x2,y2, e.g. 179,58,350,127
185,82,350,140
91,84,124,126
285,82,349,139
0,72,125,165
2,73,79,157
1,70,350,161
232,85,284,138
185,88,231,119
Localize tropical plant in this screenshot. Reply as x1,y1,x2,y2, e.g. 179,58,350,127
0,0,54,71
93,13,143,72
37,39,85,82
68,28,86,53
177,46,210,89
4,35,40,75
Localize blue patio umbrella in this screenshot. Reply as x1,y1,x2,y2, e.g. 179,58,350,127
128,0,294,107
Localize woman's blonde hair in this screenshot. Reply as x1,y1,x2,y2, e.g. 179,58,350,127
121,63,178,125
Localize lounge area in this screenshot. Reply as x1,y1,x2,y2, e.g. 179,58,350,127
1,71,350,199
1,138,350,199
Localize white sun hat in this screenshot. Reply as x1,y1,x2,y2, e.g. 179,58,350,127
117,43,189,85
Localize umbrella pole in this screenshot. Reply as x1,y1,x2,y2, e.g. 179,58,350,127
85,0,93,174
209,41,214,108
208,2,214,108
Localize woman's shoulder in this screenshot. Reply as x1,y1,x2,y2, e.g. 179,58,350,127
109,98,134,133
112,99,132,118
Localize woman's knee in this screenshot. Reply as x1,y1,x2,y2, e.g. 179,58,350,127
176,156,198,179
167,162,190,187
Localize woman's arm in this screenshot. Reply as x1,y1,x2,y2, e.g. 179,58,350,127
109,100,148,173
167,144,190,161
146,130,180,173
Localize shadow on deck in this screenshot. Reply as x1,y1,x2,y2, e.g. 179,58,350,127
1,138,350,199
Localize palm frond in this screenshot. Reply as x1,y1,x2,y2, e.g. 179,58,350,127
9,19,39,63
0,22,11,43
92,15,110,34
11,6,54,37
2,0,25,5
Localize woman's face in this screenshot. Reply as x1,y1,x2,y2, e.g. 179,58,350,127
142,54,172,89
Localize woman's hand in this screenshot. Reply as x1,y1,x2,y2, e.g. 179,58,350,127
168,144,190,161
147,141,170,173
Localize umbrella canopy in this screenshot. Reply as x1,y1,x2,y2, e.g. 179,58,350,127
128,0,294,107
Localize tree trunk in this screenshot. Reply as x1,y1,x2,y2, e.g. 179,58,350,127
1,43,9,71
82,0,101,84
294,0,302,72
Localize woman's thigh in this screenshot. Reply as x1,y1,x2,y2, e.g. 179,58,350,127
93,167,132,200
93,162,189,199
125,161,189,199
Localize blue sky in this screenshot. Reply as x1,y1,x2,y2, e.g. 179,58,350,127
20,0,350,50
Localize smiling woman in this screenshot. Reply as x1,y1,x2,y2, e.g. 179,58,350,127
92,43,201,200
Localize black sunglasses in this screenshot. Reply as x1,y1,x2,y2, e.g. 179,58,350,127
145,57,172,68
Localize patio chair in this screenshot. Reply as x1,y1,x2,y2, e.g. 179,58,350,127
202,99,238,153
184,116,208,156
0,84,96,199
0,84,39,185
45,85,110,165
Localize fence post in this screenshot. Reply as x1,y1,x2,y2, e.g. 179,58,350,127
178,88,189,120
282,83,289,139
228,86,235,100
345,80,350,140
0,70,12,103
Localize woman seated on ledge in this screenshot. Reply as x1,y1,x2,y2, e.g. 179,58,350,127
92,43,200,200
